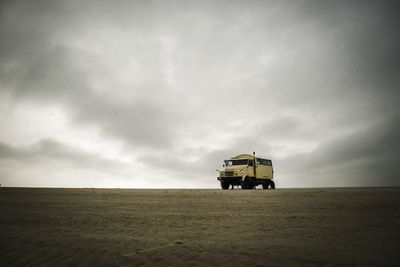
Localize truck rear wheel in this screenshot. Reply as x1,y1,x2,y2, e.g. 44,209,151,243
262,180,276,189
220,181,230,190
262,180,270,189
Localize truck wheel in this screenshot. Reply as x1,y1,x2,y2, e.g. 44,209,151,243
241,177,251,190
221,181,230,190
270,180,275,189
262,181,269,189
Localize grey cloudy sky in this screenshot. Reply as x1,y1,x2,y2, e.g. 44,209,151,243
0,0,399,188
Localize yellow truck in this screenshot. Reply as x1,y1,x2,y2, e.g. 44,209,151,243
217,153,275,190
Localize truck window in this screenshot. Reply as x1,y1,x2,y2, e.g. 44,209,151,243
227,159,249,166
256,158,267,165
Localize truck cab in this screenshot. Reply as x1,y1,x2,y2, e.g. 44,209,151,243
217,153,275,190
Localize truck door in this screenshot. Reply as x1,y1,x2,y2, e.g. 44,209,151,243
248,159,255,177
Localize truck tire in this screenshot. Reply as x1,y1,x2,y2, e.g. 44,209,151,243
241,177,252,190
262,180,270,189
270,180,275,189
220,181,230,190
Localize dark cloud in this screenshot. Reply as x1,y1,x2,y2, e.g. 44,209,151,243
277,115,400,187
0,138,121,169
0,0,399,187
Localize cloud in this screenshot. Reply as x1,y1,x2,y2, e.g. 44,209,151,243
277,115,400,187
0,0,399,187
0,138,138,187
0,138,122,169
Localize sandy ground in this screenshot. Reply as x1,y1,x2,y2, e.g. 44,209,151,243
0,187,399,266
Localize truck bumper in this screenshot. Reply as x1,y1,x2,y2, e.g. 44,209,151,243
217,176,243,185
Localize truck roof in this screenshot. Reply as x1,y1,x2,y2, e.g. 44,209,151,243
231,154,271,161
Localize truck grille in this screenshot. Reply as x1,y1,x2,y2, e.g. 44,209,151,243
225,171,234,176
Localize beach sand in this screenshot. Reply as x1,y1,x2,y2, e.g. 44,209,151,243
0,187,399,266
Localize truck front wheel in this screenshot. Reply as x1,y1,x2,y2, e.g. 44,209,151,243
220,181,230,190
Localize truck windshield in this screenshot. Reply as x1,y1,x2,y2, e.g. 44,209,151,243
227,159,249,166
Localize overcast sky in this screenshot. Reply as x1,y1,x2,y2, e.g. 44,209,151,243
0,0,399,188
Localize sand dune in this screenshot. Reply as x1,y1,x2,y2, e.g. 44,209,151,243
0,187,399,266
